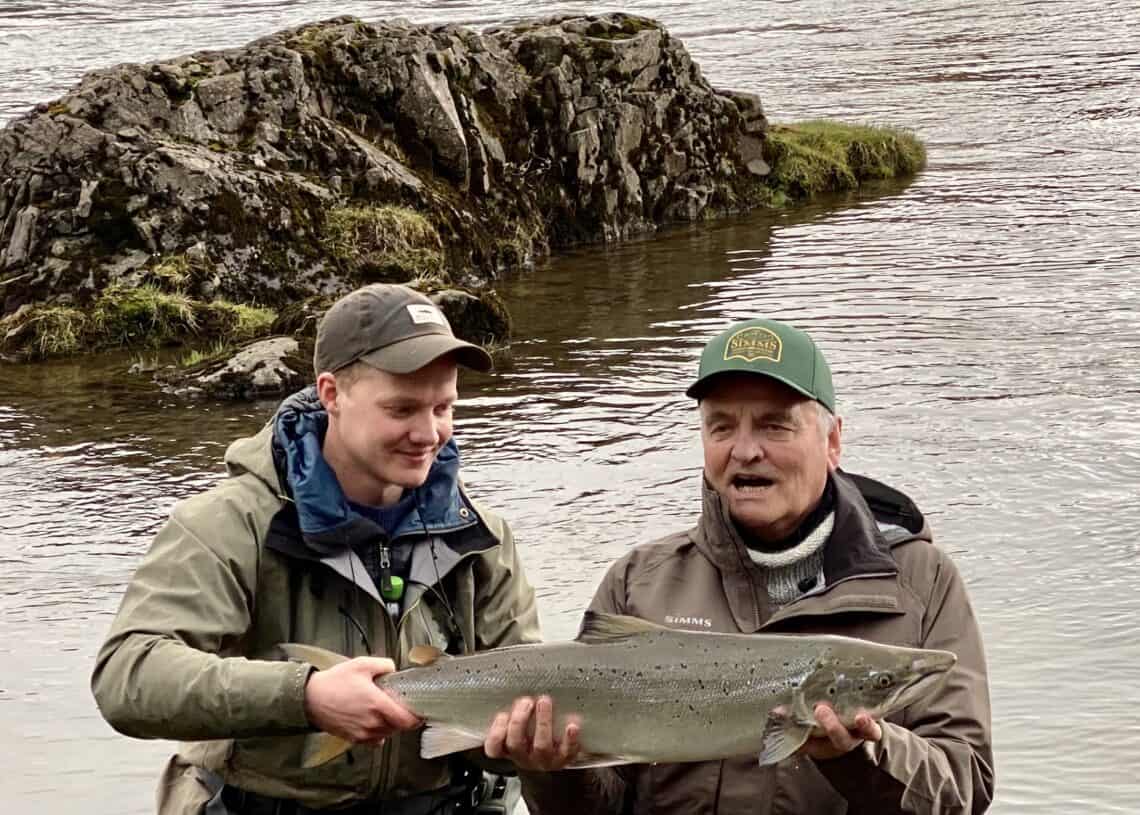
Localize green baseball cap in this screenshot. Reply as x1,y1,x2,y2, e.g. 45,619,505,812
685,318,835,412
314,284,493,376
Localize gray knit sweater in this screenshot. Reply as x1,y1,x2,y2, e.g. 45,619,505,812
744,510,833,607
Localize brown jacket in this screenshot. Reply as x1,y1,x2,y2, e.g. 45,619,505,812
523,471,993,815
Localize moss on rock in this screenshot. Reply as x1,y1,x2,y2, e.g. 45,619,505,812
0,284,278,360
322,205,446,283
763,120,926,202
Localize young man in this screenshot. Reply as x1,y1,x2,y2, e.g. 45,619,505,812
93,283,540,813
498,318,995,814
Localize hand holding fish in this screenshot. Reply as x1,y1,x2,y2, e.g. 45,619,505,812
484,695,583,771
303,656,423,746
799,703,882,761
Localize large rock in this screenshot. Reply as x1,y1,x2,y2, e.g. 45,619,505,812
158,336,309,399
0,13,769,333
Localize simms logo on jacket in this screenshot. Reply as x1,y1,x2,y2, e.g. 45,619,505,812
665,615,713,629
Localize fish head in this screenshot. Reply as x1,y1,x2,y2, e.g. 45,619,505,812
796,638,957,726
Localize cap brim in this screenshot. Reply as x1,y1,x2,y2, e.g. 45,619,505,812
686,369,830,411
360,333,493,374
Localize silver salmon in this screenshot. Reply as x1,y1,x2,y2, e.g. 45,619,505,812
284,612,955,768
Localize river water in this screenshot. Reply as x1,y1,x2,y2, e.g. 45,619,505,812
1,1,1138,812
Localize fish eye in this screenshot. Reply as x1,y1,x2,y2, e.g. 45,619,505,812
875,673,894,689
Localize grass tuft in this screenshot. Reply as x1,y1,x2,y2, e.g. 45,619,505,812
321,205,445,282
762,120,926,202
0,285,279,360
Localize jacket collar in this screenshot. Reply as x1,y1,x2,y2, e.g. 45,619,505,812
692,470,925,632
268,386,478,557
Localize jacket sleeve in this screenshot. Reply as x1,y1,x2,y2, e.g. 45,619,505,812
520,557,634,815
471,511,542,649
815,548,995,814
90,495,312,741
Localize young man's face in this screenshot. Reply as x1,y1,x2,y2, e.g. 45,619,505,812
699,374,841,542
320,356,458,504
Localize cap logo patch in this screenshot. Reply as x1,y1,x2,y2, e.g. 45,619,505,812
724,327,781,363
406,304,448,327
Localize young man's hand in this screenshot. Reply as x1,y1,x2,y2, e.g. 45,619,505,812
303,657,422,745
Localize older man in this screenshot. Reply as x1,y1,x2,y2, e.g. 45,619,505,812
93,283,539,814
499,318,995,814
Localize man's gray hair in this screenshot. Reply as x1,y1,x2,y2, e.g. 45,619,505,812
815,401,838,438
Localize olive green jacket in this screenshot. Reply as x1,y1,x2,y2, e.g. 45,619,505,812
92,410,540,812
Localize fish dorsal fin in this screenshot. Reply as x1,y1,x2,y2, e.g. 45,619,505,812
575,611,667,644
280,643,349,672
408,645,451,667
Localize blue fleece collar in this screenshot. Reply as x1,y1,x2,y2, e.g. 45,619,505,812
271,386,476,547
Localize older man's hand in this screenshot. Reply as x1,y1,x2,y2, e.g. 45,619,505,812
484,695,582,771
800,702,882,761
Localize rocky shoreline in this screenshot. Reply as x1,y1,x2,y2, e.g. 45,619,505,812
0,13,924,396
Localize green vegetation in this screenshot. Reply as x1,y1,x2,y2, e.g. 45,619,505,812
90,284,199,347
180,339,233,368
762,120,926,203
149,255,191,290
5,305,88,357
0,282,277,361
211,300,277,339
322,205,446,283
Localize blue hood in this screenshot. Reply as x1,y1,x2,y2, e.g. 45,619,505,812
270,386,476,552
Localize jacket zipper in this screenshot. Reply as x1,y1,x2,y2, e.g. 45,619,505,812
368,542,487,799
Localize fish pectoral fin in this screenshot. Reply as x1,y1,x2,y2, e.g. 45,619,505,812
420,725,486,760
757,712,812,767
566,753,638,769
279,643,349,671
301,732,352,768
575,611,668,644
408,645,450,667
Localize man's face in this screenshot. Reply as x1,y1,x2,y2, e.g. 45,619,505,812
700,374,841,542
321,356,458,502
